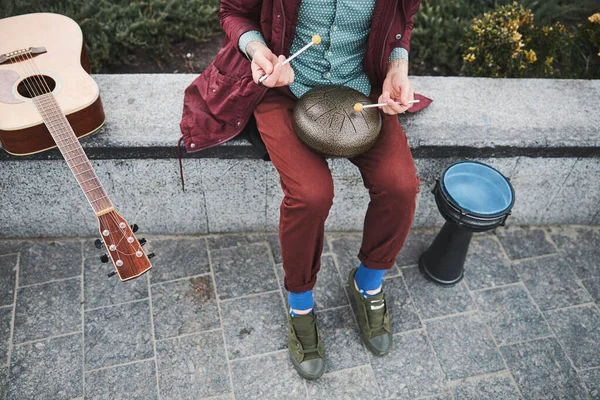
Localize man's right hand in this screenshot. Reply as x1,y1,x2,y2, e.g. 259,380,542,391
247,42,294,88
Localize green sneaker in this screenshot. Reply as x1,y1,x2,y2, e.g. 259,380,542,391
287,312,326,380
348,267,392,356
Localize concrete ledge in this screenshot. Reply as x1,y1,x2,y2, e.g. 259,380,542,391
1,74,599,161
1,74,599,237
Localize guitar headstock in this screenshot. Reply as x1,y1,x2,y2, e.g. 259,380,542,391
96,210,152,281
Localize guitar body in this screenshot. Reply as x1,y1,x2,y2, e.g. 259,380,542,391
0,13,151,280
0,13,105,156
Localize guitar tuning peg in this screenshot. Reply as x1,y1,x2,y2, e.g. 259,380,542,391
94,239,103,249
147,253,155,259
139,238,147,246
107,271,117,277
130,224,139,233
100,254,109,263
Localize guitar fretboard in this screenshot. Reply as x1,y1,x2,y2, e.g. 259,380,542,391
32,93,113,214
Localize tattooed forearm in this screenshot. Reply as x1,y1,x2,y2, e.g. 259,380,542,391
387,58,408,74
246,41,265,61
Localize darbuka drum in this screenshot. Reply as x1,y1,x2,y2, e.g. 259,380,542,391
293,85,381,157
419,161,515,285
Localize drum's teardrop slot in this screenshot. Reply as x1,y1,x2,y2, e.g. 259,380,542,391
16,75,56,98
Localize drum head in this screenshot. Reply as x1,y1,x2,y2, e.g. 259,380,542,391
441,162,514,218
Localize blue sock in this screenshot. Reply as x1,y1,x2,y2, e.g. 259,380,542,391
288,290,314,317
354,263,385,297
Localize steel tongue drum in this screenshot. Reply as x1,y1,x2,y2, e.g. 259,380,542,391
292,85,382,158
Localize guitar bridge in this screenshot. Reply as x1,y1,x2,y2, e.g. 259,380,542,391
0,47,47,65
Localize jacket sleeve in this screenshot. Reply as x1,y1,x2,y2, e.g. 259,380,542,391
397,0,423,53
219,0,263,55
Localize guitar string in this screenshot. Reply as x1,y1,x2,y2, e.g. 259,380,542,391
13,51,142,264
20,51,143,262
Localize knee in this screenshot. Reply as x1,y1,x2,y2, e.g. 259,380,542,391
371,171,419,203
287,180,334,213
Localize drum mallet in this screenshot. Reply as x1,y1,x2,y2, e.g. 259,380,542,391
259,35,321,84
354,99,420,113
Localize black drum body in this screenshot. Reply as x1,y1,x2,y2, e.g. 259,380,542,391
292,85,382,158
420,161,515,285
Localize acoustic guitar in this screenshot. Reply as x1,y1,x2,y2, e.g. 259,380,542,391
0,13,152,281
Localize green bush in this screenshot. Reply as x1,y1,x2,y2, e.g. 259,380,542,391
410,0,488,75
0,0,222,72
461,2,599,78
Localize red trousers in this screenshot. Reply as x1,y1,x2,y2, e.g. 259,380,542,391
254,86,419,293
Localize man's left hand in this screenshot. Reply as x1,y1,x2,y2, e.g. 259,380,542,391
379,61,414,115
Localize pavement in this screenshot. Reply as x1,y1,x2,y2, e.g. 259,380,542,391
0,225,599,399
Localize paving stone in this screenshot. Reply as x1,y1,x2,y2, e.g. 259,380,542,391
8,333,82,400
426,314,504,380
151,275,220,340
156,330,230,399
311,255,347,310
85,360,158,400
579,368,600,400
550,226,600,278
382,275,421,333
209,233,285,265
277,255,347,310
463,237,520,290
545,304,600,369
549,226,600,303
370,330,445,399
329,234,362,280
0,254,17,307
317,306,368,373
582,277,600,304
230,351,307,400
0,241,21,255
0,366,6,399
403,266,475,320
495,227,557,260
147,238,209,284
396,230,438,267
514,255,591,311
19,240,82,286
473,284,549,345
452,374,521,400
0,307,12,365
306,365,380,400
207,234,254,251
221,291,286,359
501,337,588,400
84,300,153,369
212,243,278,300
13,277,81,343
83,256,148,310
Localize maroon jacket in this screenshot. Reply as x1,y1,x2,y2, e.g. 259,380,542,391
180,0,425,153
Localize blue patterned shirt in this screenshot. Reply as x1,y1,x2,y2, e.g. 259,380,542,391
238,0,408,98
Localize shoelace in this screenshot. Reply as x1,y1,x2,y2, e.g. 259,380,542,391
292,317,320,358
365,297,387,336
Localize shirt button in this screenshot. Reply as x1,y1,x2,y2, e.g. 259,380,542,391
190,143,196,148
395,33,402,40
327,51,332,56
332,26,337,31
325,72,331,77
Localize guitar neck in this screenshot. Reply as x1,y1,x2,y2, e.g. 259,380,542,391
32,93,113,215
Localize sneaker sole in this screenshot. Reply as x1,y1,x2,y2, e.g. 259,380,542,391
289,353,325,380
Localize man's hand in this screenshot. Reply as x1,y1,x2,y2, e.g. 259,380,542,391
379,59,414,115
247,41,294,88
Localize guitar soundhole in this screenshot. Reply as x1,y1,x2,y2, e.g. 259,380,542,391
16,75,56,98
